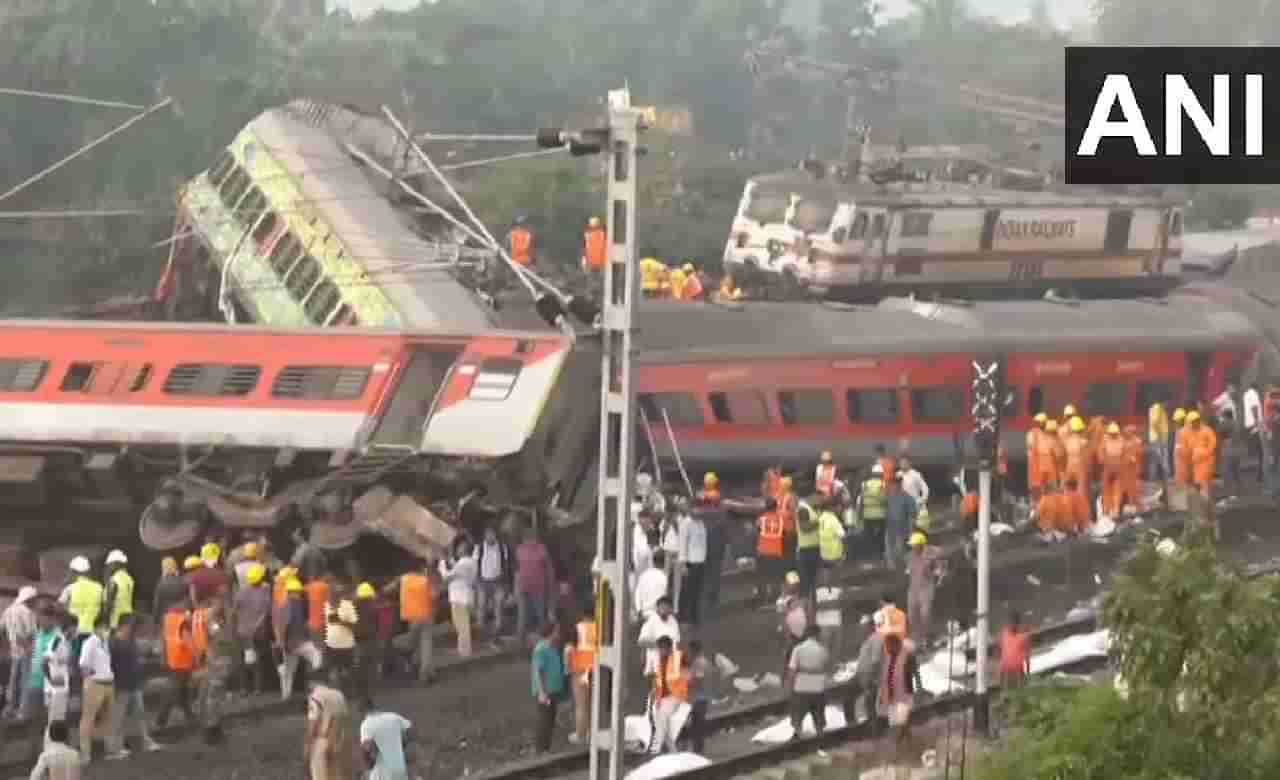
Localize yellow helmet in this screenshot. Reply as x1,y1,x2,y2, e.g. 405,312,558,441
704,472,719,488
588,216,602,228
285,578,304,593
1045,420,1059,432
246,563,266,586
161,557,178,575
1064,404,1077,417
1172,408,1187,422
1033,413,1048,424
1107,422,1121,434
183,555,202,571
200,542,221,564
909,532,927,547
243,543,259,560
682,263,695,274
1186,410,1201,423
1069,416,1085,432
357,582,376,599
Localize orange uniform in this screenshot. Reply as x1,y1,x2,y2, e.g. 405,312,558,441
1175,425,1193,485
164,609,195,672
583,226,607,270
1121,428,1145,511
305,579,330,634
1099,433,1127,517
1187,424,1218,496
757,510,785,558
1026,427,1043,492
1065,489,1091,532
681,274,704,300
779,490,798,535
1036,491,1065,534
1063,433,1092,503
508,226,533,266
1035,429,1061,488
878,456,898,485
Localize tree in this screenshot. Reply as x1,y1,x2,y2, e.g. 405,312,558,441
977,537,1280,780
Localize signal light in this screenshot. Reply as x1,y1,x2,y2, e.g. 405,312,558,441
971,358,1003,466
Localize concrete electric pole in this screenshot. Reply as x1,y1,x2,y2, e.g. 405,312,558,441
970,356,1004,736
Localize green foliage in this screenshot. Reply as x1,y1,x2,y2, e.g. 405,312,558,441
975,540,1280,780
1188,187,1255,230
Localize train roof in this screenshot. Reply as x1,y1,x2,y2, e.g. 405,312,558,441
243,103,505,332
634,294,1259,363
0,318,567,342
746,170,1182,209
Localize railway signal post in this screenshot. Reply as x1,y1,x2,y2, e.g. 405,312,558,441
579,87,645,780
970,357,1004,736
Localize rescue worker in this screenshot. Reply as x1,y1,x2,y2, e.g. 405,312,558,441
1064,416,1092,511
786,625,831,739
647,636,688,755
699,472,721,504
815,451,837,498
1186,411,1218,497
1174,408,1192,487
304,671,351,780
234,562,271,695
756,498,786,599
102,549,134,629
860,461,890,558
817,498,846,570
153,556,188,623
794,495,822,602
582,217,607,273
1148,400,1171,482
195,598,235,744
777,476,799,562
905,533,942,644
567,605,596,745
157,600,197,728
879,633,921,761
898,458,930,530
873,444,897,485
640,257,669,297
352,582,379,710
679,263,704,300
1041,420,1063,490
58,555,102,699
666,267,687,300
1122,424,1145,513
1036,484,1066,536
717,274,743,302
1100,423,1128,518
1064,478,1091,533
999,611,1031,688
277,578,324,701
875,593,908,640
1027,413,1048,498
305,573,331,647
506,216,535,268
188,543,229,605
762,466,783,506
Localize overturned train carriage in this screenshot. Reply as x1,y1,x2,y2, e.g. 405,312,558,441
0,320,600,553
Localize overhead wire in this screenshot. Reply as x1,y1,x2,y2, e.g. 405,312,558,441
0,87,150,111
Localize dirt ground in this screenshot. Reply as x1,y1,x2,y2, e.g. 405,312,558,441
41,500,1280,780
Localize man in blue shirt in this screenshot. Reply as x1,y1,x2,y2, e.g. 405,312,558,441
530,622,567,752
360,701,413,780
884,475,918,570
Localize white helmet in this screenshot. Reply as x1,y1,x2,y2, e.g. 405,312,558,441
106,549,127,565
69,556,90,574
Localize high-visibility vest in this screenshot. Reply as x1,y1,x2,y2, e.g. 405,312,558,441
584,227,608,270
572,621,597,675
860,479,886,521
757,512,784,558
795,502,820,549
878,457,897,485
779,492,798,534
191,607,210,660
509,227,533,266
878,605,907,638
273,576,289,610
816,464,836,496
818,511,845,561
68,577,104,635
655,651,688,701
681,274,704,300
109,568,134,628
164,609,195,672
305,580,330,633
400,574,434,624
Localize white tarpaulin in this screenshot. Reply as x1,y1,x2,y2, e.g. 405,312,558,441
624,703,692,747
624,753,712,780
752,705,848,743
1028,629,1109,674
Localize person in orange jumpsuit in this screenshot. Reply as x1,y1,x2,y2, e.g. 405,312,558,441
777,476,799,561
1036,486,1063,535
1063,477,1091,532
1121,424,1145,513
1026,413,1048,499
1058,405,1077,446
1098,422,1127,518
1185,411,1218,497
1063,417,1092,507
874,444,897,485
1172,408,1192,486
762,466,783,503
1042,420,1064,488
1086,416,1108,486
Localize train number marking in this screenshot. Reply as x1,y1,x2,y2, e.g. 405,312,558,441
1009,261,1045,282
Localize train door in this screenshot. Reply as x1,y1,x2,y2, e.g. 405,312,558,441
1186,351,1212,408
980,209,1000,252
1104,210,1134,253
367,346,465,448
860,210,889,283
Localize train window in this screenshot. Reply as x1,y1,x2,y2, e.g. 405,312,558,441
304,280,341,324
470,358,523,401
241,188,268,225
639,392,704,427
1136,381,1182,414
126,364,152,392
871,214,886,238
253,211,279,244
778,389,835,426
285,256,321,301
326,303,357,326
163,364,261,397
1028,385,1076,417
60,362,99,392
708,391,771,425
911,387,964,423
1084,383,1129,417
272,366,371,400
846,389,899,423
0,359,48,392
218,167,250,209
900,211,933,238
850,213,868,240
208,152,235,188
269,234,302,275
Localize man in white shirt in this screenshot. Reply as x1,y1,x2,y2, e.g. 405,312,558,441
1214,384,1239,420
637,597,680,677
786,626,831,737
2,585,37,720
29,721,80,780
898,458,929,507
634,552,669,624
814,569,844,660
77,617,114,763
676,508,708,625
1243,383,1265,481
439,542,478,658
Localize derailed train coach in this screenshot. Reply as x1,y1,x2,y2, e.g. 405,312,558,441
631,291,1262,482
0,320,600,552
